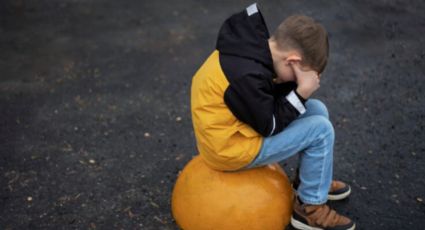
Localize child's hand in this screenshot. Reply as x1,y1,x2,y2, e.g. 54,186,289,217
291,63,320,99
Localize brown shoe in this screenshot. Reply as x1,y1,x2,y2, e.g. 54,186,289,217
328,180,351,201
291,197,355,230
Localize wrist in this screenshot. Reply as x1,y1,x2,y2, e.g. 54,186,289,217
295,87,310,100
294,89,307,104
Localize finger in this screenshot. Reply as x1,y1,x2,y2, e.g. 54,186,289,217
289,62,302,74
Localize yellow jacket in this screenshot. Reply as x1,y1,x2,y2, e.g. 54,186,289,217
191,50,263,171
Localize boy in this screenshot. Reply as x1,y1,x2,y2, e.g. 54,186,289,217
190,3,355,230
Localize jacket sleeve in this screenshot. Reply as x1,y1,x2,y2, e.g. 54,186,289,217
273,81,308,104
224,73,307,137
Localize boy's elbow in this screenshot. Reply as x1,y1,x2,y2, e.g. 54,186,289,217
258,129,271,137
255,120,276,137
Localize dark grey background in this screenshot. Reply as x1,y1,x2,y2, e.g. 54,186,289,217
1,0,424,229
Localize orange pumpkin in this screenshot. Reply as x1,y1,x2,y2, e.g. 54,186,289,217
171,155,294,230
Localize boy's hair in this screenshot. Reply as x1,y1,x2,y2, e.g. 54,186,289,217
271,15,329,74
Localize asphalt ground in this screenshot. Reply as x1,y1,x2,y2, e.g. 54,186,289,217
1,0,424,229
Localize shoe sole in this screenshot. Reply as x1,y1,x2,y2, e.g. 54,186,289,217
291,216,356,230
328,186,351,201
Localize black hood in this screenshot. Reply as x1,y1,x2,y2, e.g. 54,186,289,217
216,3,274,71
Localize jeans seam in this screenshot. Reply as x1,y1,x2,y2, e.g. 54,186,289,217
299,132,330,204
299,197,328,205
316,135,328,202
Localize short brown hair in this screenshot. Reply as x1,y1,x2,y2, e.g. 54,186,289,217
272,15,329,73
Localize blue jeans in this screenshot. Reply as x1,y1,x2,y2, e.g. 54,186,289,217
241,99,334,205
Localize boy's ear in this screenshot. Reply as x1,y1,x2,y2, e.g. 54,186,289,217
285,54,302,65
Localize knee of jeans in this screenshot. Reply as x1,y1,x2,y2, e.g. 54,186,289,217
310,115,334,139
306,99,329,119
